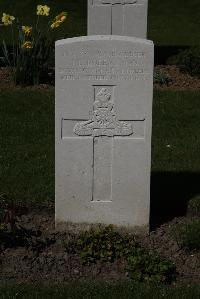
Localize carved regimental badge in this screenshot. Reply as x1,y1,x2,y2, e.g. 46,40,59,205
73,88,133,137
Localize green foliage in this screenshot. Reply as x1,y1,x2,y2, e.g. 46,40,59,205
65,225,137,264
0,195,16,232
0,223,6,231
154,70,172,86
126,248,176,283
172,46,200,77
172,219,200,250
0,0,87,45
1,7,67,86
2,35,53,86
0,196,24,249
66,226,177,284
187,195,200,217
0,201,21,250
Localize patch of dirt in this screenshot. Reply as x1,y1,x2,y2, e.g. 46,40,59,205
0,209,199,284
0,67,15,89
154,65,200,90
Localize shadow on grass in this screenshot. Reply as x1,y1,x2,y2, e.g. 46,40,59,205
150,172,200,229
154,45,190,65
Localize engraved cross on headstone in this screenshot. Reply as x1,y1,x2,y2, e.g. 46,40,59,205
95,0,139,35
62,86,142,202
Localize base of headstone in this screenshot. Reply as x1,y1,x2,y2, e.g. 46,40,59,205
55,221,149,235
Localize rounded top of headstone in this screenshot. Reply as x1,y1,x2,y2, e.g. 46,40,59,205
55,35,154,47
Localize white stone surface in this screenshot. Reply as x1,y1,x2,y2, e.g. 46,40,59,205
55,35,154,229
88,0,148,38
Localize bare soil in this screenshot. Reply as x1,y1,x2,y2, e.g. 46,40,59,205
154,65,200,90
0,208,199,284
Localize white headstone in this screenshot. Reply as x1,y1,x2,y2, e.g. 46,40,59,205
55,35,154,230
88,0,148,38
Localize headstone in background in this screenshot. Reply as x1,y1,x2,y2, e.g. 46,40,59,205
55,35,154,230
88,0,148,38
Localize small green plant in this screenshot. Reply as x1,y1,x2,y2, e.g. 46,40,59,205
153,70,172,86
172,46,200,77
126,248,176,283
172,219,200,250
187,195,200,217
65,225,137,264
1,6,68,86
0,197,23,250
0,195,16,232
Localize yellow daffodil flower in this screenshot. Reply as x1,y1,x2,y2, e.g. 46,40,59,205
55,12,67,22
22,41,33,49
2,13,15,26
22,26,32,36
37,5,50,16
0,223,6,231
51,12,67,30
51,21,61,29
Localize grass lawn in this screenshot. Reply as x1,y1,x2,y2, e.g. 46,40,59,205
0,0,200,46
152,90,200,172
0,89,54,206
148,0,200,45
0,89,200,206
0,282,200,299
